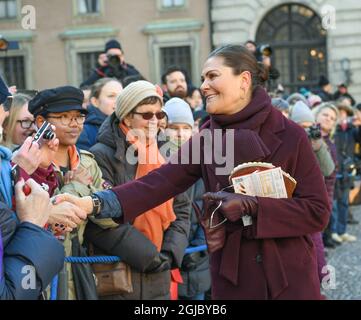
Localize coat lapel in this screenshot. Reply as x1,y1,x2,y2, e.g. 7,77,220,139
261,109,285,162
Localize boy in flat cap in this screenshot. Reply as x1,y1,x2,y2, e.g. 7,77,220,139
28,85,109,300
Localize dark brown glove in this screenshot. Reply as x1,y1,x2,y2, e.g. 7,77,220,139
193,187,227,254
202,191,258,222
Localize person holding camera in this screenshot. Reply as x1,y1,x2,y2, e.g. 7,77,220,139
245,40,280,91
1,75,66,299
329,101,360,244
289,100,335,282
80,40,142,88
312,103,339,249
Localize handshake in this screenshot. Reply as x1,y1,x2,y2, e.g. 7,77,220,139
15,179,94,234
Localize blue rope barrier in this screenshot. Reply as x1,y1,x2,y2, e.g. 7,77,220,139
64,255,121,264
50,275,58,301
50,244,207,300
185,244,207,254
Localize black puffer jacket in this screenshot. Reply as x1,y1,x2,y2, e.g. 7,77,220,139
87,113,191,299
178,180,211,299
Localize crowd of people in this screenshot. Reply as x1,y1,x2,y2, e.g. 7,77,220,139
0,38,359,300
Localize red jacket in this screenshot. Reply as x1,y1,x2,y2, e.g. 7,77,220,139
111,87,330,300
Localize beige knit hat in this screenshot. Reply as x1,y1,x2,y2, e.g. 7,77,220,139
115,80,163,120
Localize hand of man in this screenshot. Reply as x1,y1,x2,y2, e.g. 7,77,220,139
12,133,60,175
52,193,93,216
48,200,87,230
15,178,51,227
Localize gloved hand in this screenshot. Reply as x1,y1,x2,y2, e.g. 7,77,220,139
144,251,172,274
202,191,258,222
181,251,207,271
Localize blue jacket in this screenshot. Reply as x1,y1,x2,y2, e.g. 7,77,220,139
0,202,65,300
0,146,13,208
77,105,107,151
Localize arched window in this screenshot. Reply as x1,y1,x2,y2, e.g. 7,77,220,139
256,3,327,94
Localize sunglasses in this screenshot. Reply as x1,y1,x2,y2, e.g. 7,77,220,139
132,111,167,120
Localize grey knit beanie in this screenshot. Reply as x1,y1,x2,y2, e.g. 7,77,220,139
164,98,194,127
115,80,163,120
290,100,315,124
287,92,309,107
271,98,289,111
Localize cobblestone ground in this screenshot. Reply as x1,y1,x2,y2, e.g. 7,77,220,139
322,204,361,300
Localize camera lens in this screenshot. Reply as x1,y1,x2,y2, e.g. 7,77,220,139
107,54,120,67
43,130,55,140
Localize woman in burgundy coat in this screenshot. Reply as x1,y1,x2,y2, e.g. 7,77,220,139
58,45,330,300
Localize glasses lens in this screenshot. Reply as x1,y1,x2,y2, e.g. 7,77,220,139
23,120,34,129
77,115,86,124
156,112,167,120
141,112,155,120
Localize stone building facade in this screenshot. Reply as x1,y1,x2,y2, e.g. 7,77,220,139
210,0,361,101
0,0,210,89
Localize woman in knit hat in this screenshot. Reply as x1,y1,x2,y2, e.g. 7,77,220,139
86,81,191,300
289,100,335,283
312,103,340,249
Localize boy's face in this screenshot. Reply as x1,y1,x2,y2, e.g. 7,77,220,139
166,122,193,145
36,110,84,147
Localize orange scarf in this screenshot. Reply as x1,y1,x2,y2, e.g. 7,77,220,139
52,145,80,171
120,123,176,251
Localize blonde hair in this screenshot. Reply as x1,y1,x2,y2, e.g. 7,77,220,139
2,93,32,148
312,102,339,137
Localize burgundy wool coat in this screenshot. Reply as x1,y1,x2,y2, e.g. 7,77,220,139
111,87,330,300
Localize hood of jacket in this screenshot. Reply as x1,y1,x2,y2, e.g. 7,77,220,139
85,104,108,127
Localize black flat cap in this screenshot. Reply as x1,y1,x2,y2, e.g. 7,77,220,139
28,86,87,117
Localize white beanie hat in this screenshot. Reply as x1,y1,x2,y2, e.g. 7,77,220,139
290,100,315,124
164,98,194,128
115,80,163,120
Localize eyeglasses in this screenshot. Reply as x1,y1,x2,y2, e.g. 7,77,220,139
46,114,86,126
17,119,35,129
132,111,167,120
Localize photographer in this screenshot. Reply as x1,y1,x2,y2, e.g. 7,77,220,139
289,100,335,282
290,101,335,176
245,40,280,90
80,40,142,87
330,101,361,243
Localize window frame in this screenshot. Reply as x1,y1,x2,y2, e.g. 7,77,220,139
0,0,20,21
77,50,103,84
256,3,327,94
73,0,103,17
157,0,187,12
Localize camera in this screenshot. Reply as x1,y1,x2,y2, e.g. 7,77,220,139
106,54,121,69
255,44,273,62
343,156,356,174
32,121,55,147
306,123,322,140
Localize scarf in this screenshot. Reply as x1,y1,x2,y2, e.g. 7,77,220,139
17,165,59,197
206,87,273,189
120,122,176,251
52,145,81,172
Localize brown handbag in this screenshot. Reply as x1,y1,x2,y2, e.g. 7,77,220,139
92,261,133,297
88,243,133,297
